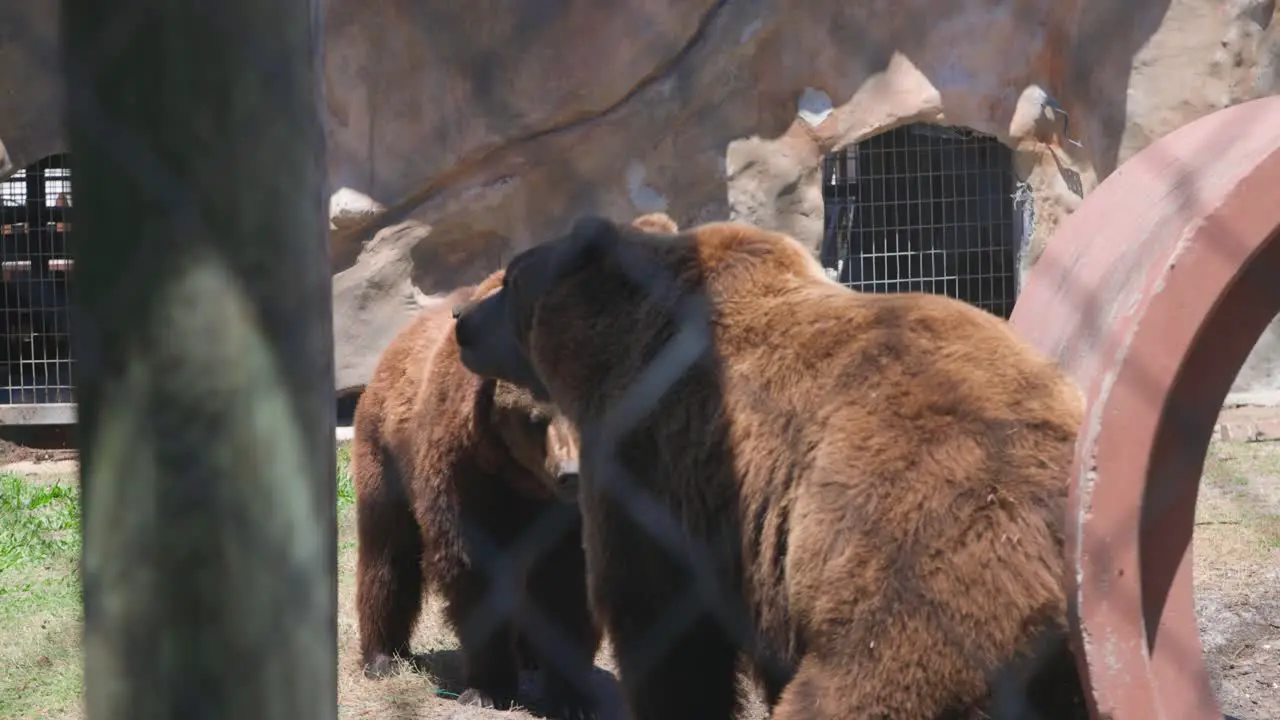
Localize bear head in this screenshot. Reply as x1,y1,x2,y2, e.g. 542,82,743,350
456,269,581,502
453,214,830,421
488,378,581,503
452,216,623,408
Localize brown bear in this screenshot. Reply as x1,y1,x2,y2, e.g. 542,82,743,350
451,216,1088,720
351,269,601,717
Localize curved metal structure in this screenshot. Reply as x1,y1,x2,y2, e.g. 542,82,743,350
1010,95,1280,719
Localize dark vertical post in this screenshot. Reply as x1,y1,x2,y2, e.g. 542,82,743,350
60,0,336,717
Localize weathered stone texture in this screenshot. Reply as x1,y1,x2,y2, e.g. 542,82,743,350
2,0,1277,393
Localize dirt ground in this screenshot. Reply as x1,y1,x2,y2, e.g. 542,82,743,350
1194,441,1280,720
332,515,772,720
0,438,75,468
332,447,1279,720
2,421,1278,719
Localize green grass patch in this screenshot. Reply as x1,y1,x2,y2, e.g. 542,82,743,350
0,475,81,576
0,474,84,719
0,445,358,719
337,440,354,515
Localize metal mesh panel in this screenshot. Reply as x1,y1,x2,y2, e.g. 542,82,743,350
819,124,1020,318
14,2,1251,716
1,154,75,412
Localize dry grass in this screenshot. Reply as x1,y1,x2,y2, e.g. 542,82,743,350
332,503,767,719
1,439,1277,719
334,505,574,720
1193,442,1280,720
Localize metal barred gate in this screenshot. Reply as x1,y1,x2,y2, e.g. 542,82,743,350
819,124,1025,319
1,154,75,425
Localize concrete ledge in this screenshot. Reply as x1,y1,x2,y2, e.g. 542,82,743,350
1224,390,1280,408
1214,418,1280,443
0,403,76,426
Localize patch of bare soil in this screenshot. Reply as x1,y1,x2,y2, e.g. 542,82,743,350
0,438,76,468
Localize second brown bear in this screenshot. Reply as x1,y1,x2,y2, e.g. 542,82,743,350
351,270,601,717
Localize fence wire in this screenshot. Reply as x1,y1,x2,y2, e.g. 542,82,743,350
439,220,1084,719
2,0,1274,719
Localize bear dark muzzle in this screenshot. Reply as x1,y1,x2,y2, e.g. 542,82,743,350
453,310,475,348
453,296,554,402
554,470,580,503
556,459,579,479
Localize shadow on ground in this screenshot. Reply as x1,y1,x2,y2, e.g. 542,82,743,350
404,649,627,719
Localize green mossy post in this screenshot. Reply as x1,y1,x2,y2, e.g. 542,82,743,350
60,1,337,717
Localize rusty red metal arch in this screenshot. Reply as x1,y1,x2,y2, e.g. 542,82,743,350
1010,95,1280,720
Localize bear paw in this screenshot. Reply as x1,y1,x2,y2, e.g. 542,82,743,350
543,683,600,720
361,654,399,680
544,697,600,720
455,687,516,710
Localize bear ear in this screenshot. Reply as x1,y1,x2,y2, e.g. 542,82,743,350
552,214,620,276
567,215,619,251
630,212,679,234
506,215,621,300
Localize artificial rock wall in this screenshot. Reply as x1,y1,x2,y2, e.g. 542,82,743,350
2,0,1278,394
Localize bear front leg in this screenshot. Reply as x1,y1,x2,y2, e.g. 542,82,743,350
514,631,541,671
523,510,603,719
353,443,425,678
589,525,740,720
608,596,740,720
443,568,521,709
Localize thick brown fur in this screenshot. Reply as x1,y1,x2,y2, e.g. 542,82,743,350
629,211,679,234
352,270,601,717
454,217,1089,720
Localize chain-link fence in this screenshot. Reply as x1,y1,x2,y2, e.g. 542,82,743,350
4,0,1276,718
439,210,1092,720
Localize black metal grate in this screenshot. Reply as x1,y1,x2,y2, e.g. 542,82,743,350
819,124,1020,318
1,154,75,409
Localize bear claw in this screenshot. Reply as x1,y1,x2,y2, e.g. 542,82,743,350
545,701,599,720
361,654,398,679
544,685,600,720
455,688,515,710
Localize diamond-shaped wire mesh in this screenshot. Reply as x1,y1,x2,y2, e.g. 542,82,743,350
5,1,1259,717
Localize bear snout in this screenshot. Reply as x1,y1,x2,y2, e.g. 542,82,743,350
453,311,495,380
453,295,554,401
554,465,581,503
454,309,476,349
556,458,579,479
